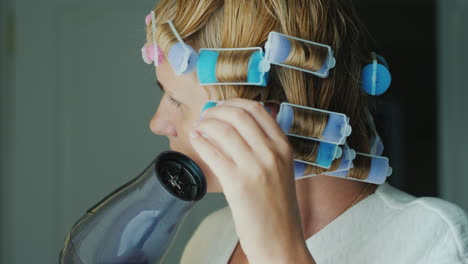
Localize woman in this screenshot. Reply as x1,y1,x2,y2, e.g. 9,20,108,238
144,0,468,263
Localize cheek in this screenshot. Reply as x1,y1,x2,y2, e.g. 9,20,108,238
175,111,199,142
171,118,223,193
181,146,223,193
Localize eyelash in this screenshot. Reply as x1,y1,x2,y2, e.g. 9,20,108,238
168,95,182,108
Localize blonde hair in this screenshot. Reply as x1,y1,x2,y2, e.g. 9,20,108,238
145,0,376,180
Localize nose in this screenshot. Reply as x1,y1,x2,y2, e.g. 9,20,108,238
149,112,177,137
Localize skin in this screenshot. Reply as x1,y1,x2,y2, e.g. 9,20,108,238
150,59,378,263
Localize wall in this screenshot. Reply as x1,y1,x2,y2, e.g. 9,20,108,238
438,0,468,211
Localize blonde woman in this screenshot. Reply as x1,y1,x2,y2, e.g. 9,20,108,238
145,0,468,263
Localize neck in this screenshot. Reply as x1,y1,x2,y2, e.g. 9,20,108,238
295,175,378,239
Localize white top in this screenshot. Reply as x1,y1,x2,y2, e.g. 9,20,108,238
180,182,468,264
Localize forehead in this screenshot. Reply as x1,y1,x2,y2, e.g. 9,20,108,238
155,59,173,83
155,60,178,93
154,59,201,95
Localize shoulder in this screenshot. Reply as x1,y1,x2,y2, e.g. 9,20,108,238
376,183,468,262
194,206,233,235
180,206,234,264
376,183,467,229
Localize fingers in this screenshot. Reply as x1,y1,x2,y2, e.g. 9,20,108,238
201,104,271,152
189,127,237,176
199,98,288,150
190,98,292,176
192,116,254,166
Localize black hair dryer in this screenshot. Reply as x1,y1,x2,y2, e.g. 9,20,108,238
59,151,207,264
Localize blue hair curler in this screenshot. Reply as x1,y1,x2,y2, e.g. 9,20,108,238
294,143,355,179
325,152,392,184
167,42,198,75
265,31,336,78
196,47,270,86
361,52,391,96
165,20,199,75
200,100,219,114
276,102,352,145
292,141,342,169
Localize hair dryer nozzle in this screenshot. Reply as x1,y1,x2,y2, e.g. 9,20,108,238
155,151,206,201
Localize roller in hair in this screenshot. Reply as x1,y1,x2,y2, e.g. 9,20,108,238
276,102,352,145
264,31,337,78
196,47,270,86
325,152,392,184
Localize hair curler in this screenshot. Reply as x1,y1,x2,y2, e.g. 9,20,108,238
325,152,392,184
295,143,356,180
141,11,165,67
196,47,270,86
59,151,206,264
276,102,352,145
264,31,336,78
292,140,343,169
361,52,391,96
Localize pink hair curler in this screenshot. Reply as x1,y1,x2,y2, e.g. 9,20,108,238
141,43,165,65
145,13,151,26
141,11,165,66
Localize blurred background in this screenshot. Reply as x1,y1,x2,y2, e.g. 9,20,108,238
1,0,467,263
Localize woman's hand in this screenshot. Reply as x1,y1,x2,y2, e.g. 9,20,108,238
190,98,315,263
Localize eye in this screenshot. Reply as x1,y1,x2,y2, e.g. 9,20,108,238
167,95,182,108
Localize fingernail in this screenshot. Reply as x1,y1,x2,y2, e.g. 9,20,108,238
190,130,200,138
